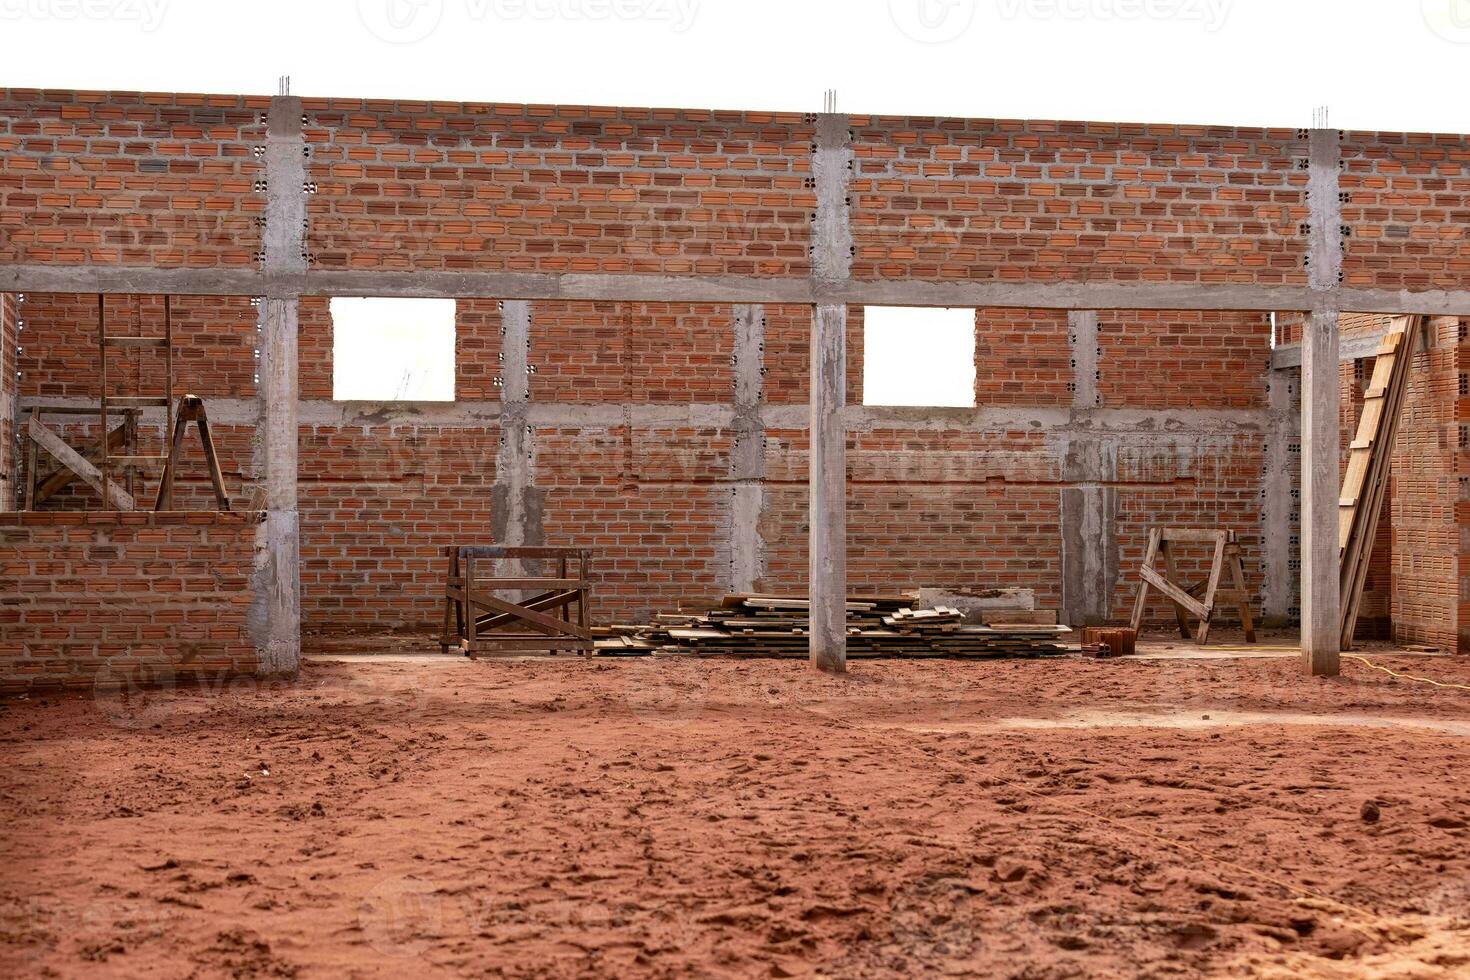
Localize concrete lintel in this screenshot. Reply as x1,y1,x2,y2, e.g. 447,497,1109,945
22,396,1273,437
1271,328,1388,370
11,263,1469,315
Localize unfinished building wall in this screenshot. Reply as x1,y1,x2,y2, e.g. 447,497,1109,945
4,90,1468,653
0,511,266,693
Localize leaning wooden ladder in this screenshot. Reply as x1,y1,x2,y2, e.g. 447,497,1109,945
1338,314,1425,649
98,293,174,509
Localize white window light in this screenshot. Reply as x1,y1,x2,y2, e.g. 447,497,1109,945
331,297,456,401
862,306,976,408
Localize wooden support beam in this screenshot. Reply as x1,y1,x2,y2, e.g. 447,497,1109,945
27,416,135,511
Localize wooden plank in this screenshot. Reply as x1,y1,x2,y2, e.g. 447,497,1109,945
449,587,594,640
33,423,128,505
194,404,231,510
1194,534,1228,645
28,417,135,510
1159,540,1192,639
1139,564,1210,620
1128,528,1162,632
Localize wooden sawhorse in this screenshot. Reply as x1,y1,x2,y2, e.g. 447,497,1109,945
1128,528,1255,645
441,546,593,658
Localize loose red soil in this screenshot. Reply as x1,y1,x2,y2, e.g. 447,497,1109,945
3,649,1470,978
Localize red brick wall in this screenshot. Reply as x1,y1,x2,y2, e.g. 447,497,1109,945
1098,311,1269,408
298,426,498,634
19,292,258,399
850,118,1308,286
0,90,266,268
1392,317,1462,650
1341,132,1470,292
300,99,813,277
975,308,1071,407
0,510,264,692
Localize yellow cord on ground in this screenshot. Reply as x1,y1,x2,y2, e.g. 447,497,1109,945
1345,655,1470,691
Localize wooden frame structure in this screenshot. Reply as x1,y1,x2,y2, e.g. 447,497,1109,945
441,546,593,657
1129,528,1256,645
19,295,231,513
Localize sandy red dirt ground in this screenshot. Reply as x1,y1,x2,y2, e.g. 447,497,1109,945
3,646,1470,978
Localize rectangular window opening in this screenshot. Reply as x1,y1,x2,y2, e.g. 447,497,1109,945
331,297,456,401
861,306,976,408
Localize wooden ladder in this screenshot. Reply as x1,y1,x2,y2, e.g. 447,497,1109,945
1337,314,1424,649
98,294,174,510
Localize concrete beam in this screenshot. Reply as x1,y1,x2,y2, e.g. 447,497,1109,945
10,262,1469,316
250,95,305,678
24,396,1274,436
727,304,766,594
1301,128,1343,677
1271,328,1389,370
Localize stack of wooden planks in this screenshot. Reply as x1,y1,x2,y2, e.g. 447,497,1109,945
594,593,1072,659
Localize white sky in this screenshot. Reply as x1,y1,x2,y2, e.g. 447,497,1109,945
8,1,1465,405
863,307,977,407
331,297,456,400
0,0,1467,132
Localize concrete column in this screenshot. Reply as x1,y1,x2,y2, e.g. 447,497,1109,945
252,95,306,677
727,303,766,594
1059,311,1119,626
493,300,544,557
1302,128,1344,676
808,111,853,673
1260,369,1298,624
1068,310,1100,409
1,292,14,511
810,303,847,674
